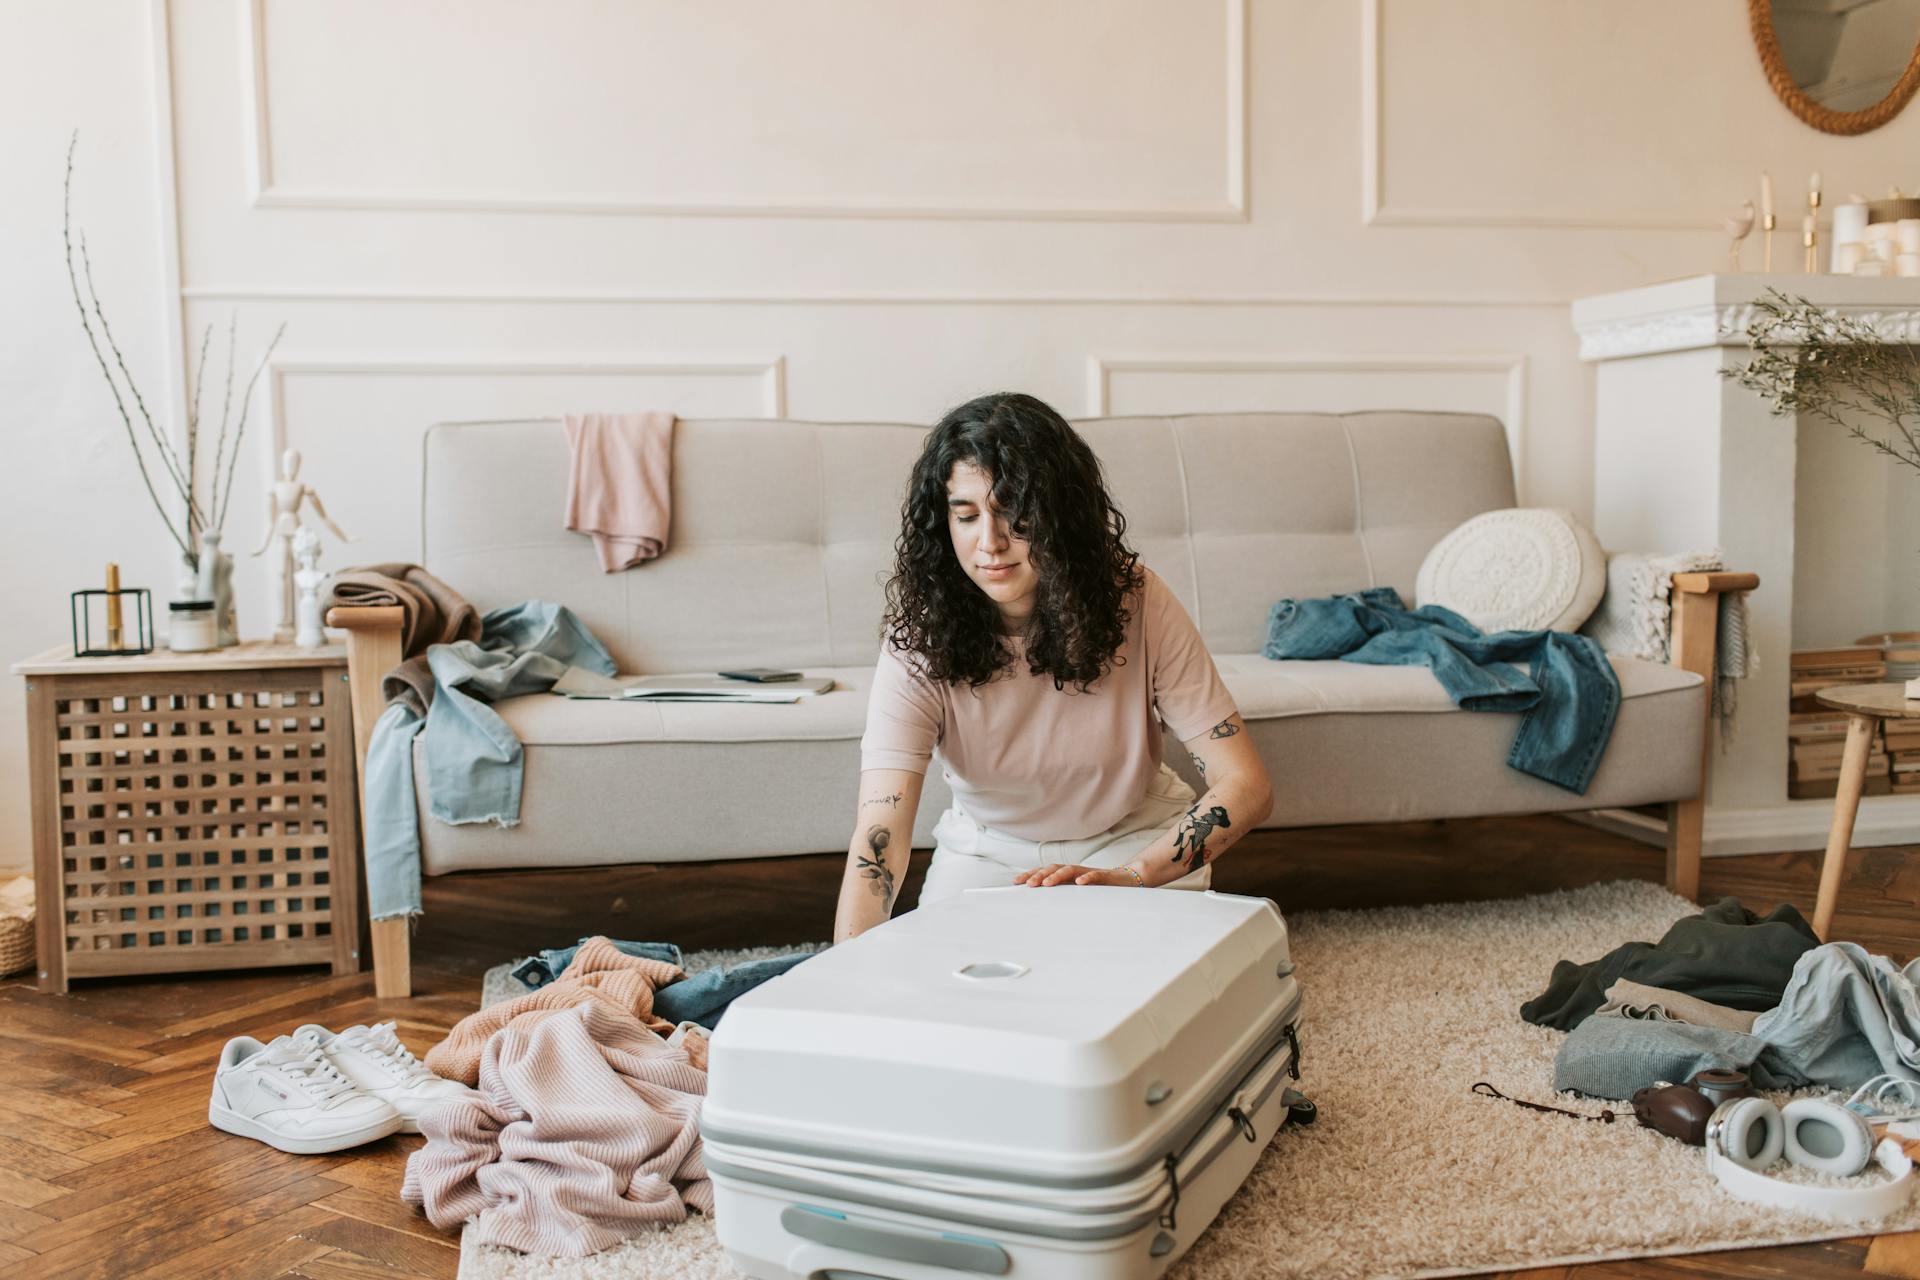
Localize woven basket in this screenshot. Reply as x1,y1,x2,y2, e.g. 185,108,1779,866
0,915,32,978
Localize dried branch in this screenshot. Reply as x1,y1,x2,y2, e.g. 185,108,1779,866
215,322,285,536
63,133,189,559
64,134,288,567
1725,288,1920,481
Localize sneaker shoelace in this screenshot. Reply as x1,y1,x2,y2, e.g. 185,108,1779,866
336,1021,437,1085
253,1037,360,1106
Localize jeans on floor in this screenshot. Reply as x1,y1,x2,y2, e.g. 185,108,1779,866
510,940,813,1031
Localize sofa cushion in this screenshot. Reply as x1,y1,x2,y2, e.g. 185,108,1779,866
1415,508,1608,633
415,655,1704,874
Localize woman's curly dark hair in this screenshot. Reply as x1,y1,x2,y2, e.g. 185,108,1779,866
882,392,1142,692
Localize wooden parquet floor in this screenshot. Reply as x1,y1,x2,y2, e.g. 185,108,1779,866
9,815,1920,1279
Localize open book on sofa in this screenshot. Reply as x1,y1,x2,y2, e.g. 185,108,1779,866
552,668,836,703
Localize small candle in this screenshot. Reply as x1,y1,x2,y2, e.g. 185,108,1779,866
1900,219,1920,254
1835,242,1865,274
1811,171,1823,205
1856,257,1889,277
104,562,122,650
1761,171,1774,221
1899,253,1920,278
1832,201,1869,246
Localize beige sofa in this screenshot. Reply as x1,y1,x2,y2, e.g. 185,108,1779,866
333,411,1751,996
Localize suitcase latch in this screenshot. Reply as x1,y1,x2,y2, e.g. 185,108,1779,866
1284,1022,1301,1080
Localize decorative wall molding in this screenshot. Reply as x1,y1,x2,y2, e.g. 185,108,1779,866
264,356,787,441
261,355,786,487
1084,352,1529,496
1360,0,1711,230
241,0,1248,223
1575,302,1920,359
182,285,1570,308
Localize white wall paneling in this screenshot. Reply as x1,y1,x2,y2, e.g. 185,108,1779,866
239,0,1247,222
1361,0,1920,229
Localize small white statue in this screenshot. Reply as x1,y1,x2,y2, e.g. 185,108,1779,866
1723,200,1756,273
253,449,350,643
292,526,326,649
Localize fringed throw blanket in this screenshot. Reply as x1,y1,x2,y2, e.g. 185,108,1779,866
1579,550,1755,739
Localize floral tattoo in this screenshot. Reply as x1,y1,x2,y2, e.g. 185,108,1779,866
858,825,897,912
1171,804,1231,870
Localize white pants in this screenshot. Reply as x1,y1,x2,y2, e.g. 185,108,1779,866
918,762,1213,906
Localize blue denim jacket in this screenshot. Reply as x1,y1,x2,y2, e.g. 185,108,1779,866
363,601,617,920
1263,586,1621,794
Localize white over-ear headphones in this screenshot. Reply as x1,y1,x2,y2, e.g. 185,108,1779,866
1704,1097,1917,1220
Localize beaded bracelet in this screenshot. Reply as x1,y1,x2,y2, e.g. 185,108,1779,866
1124,865,1145,887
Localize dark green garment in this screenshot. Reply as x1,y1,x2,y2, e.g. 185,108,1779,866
1520,897,1820,1031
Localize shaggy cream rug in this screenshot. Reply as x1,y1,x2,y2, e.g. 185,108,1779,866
458,881,1920,1279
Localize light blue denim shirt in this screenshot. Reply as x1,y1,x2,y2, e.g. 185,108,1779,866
363,601,617,920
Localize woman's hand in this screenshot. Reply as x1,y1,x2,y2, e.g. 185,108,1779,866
1013,863,1145,888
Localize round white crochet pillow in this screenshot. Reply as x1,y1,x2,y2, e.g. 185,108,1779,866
1415,508,1606,633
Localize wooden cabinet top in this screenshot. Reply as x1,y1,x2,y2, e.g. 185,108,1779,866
11,639,347,676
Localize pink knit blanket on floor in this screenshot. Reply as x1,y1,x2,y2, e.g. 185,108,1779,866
402,998,713,1256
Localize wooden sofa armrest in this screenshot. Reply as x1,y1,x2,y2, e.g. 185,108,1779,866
1672,571,1760,596
1660,570,1758,904
325,605,412,998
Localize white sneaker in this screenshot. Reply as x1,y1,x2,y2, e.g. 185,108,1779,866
208,1035,403,1154
296,1020,475,1133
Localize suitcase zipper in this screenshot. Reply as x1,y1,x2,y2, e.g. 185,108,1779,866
1156,1017,1303,1233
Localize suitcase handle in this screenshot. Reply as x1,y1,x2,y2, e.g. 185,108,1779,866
782,1205,1011,1275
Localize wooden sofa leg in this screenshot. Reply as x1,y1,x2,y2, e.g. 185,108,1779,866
1666,796,1703,902
1662,572,1756,906
372,917,412,999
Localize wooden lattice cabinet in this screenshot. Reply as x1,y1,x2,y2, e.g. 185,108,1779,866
15,642,363,992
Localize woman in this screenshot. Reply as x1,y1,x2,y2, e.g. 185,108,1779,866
832,392,1273,943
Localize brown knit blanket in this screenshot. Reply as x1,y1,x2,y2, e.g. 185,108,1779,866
324,563,481,714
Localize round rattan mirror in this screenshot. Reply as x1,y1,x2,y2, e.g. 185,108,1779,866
1751,0,1920,134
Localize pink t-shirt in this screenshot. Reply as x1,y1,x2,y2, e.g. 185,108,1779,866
860,567,1239,841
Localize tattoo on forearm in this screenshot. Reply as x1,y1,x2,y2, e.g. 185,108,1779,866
1190,754,1207,777
861,791,904,810
1171,804,1231,870
1207,718,1240,740
857,825,897,912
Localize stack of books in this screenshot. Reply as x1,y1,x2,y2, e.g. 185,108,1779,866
1889,722,1920,795
1788,646,1889,800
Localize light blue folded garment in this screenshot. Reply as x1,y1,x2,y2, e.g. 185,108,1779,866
362,601,616,921
1752,942,1920,1090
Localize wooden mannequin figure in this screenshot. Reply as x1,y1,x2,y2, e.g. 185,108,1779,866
253,449,350,643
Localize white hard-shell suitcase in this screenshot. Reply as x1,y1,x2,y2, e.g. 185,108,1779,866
703,885,1309,1280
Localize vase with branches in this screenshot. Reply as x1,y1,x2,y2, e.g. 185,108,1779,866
63,133,284,644
1725,287,1920,479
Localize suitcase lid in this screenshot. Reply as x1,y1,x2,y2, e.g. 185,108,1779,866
703,886,1298,1185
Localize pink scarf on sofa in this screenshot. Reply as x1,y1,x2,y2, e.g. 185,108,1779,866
563,412,675,572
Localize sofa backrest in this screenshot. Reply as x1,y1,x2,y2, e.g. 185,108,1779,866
422,412,1514,673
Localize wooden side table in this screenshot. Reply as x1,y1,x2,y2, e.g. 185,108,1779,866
12,641,362,992
1811,682,1916,940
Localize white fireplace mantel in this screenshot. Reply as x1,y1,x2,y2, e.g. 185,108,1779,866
1575,273,1920,858
1574,273,1920,361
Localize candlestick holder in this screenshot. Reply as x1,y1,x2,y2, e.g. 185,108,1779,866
70,587,153,657
1763,213,1776,272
